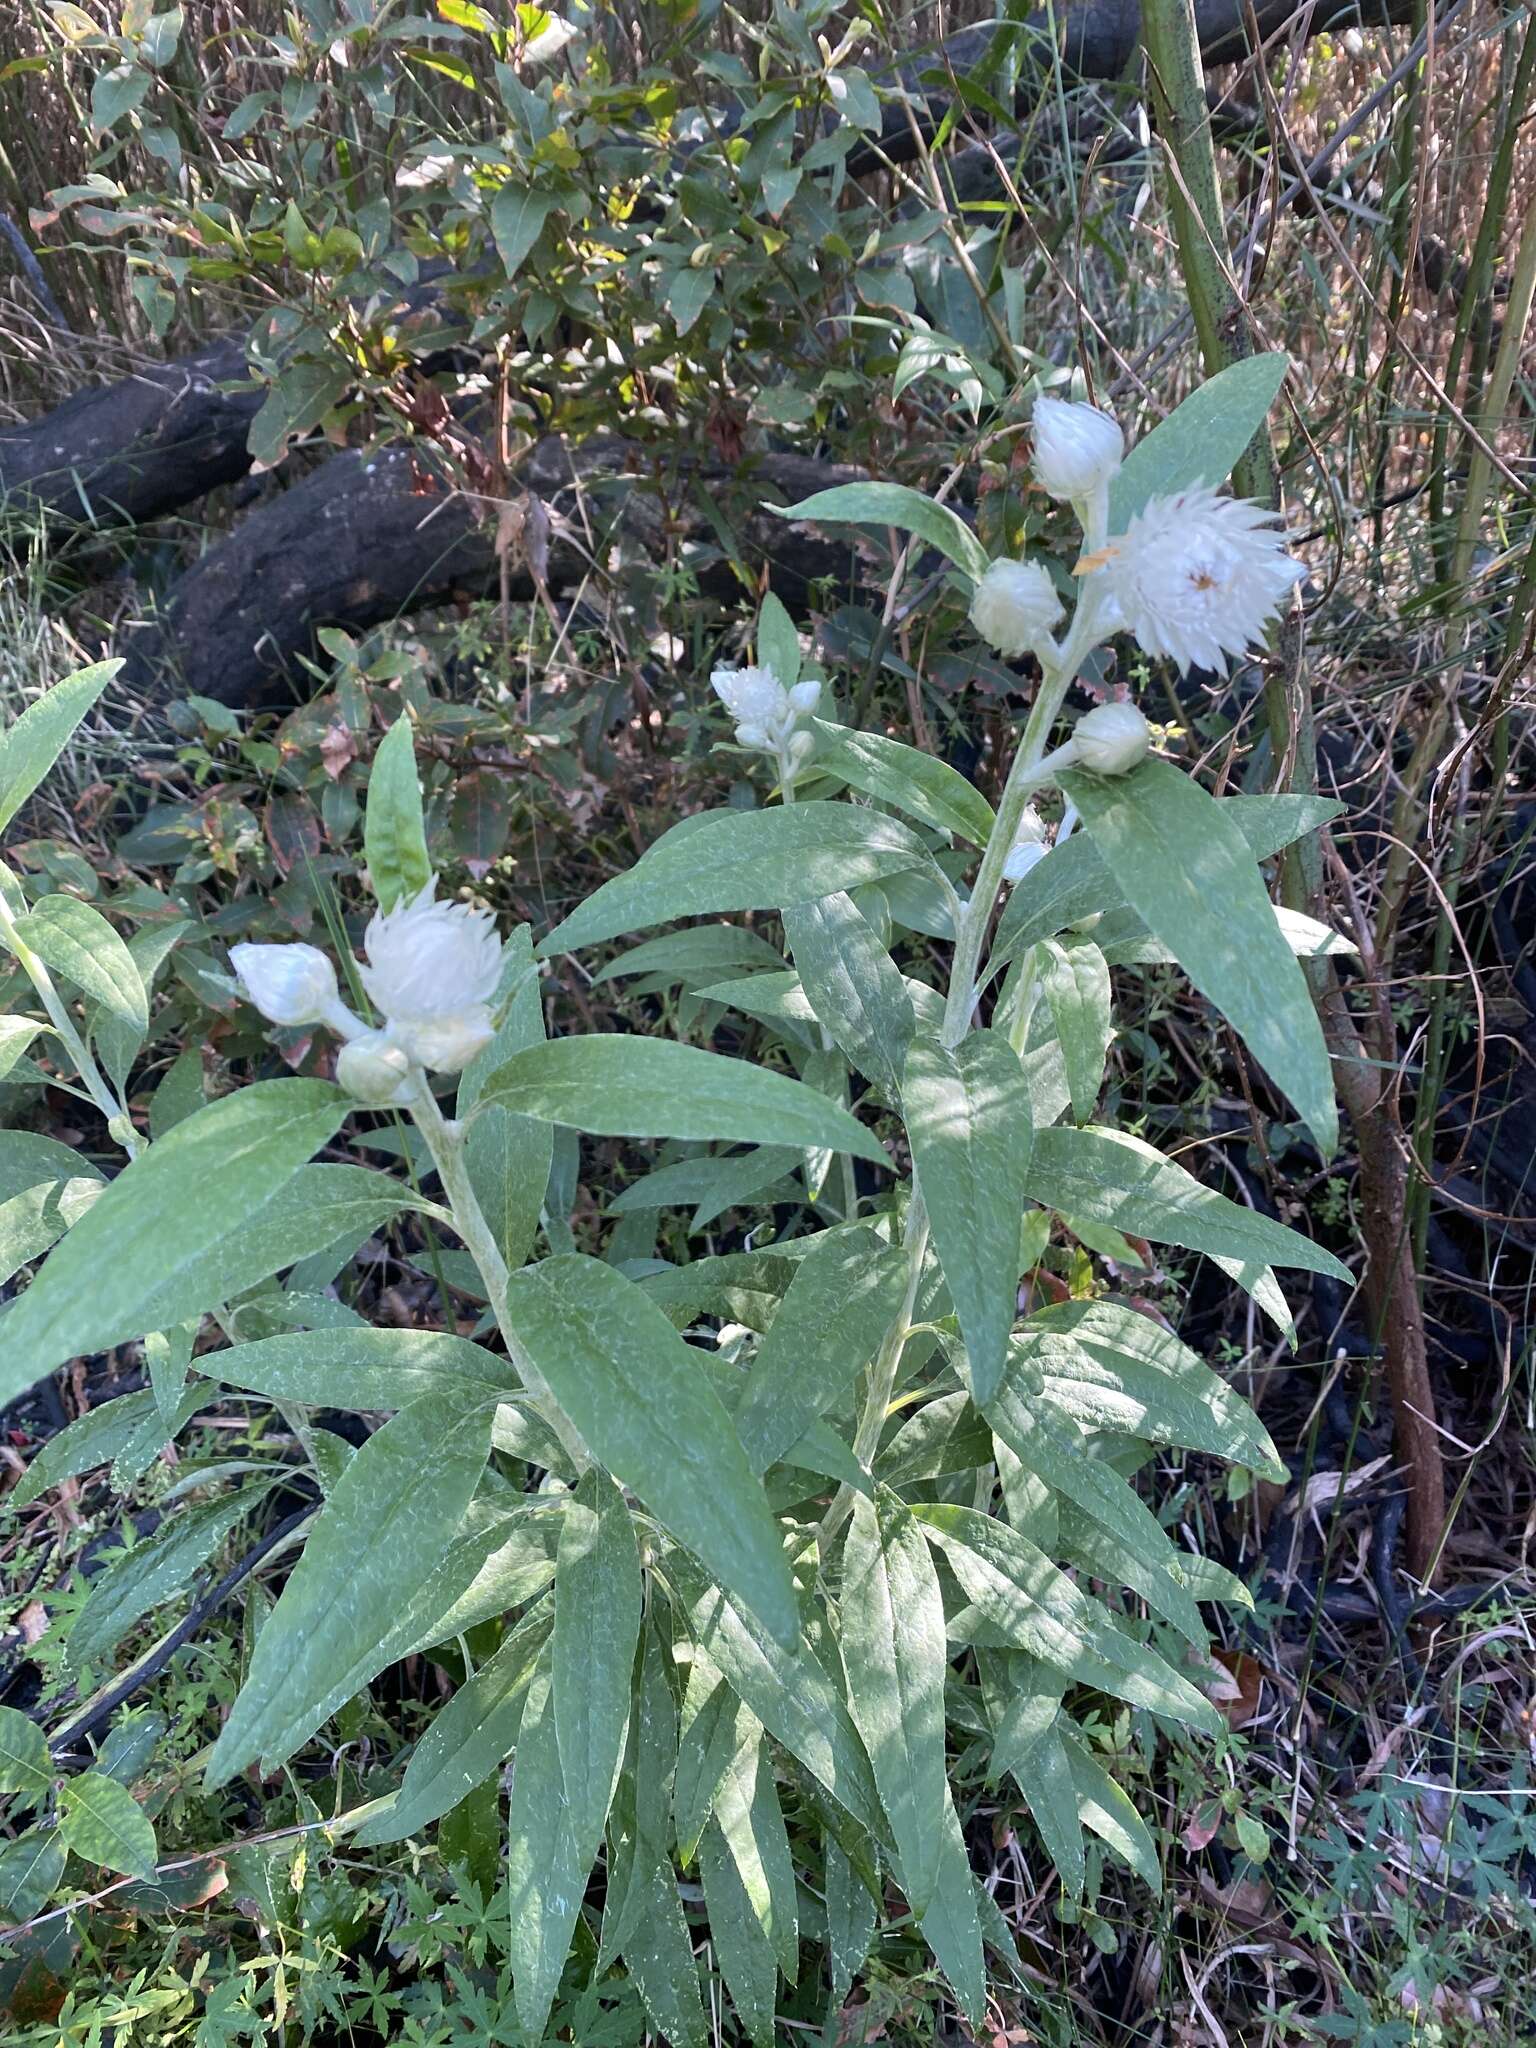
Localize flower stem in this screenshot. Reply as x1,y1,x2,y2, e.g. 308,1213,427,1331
406,1073,590,1475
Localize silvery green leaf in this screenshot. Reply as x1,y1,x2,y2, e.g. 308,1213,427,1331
363,715,431,912
11,895,147,1035
784,892,915,1098
1109,355,1290,526
763,480,990,587
0,661,121,837
808,720,995,846
553,1468,641,1863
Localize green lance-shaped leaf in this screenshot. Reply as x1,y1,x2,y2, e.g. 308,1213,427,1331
824,1831,879,2007
756,589,801,687
0,1702,52,1806
363,715,431,912
903,1031,1035,1408
600,1621,679,1965
506,1639,595,2044
537,802,933,956
619,1862,708,2048
1027,1122,1349,1281
354,1606,551,1848
673,1660,751,1867
553,1469,642,1862
503,1256,799,1648
1038,935,1112,1123
1061,757,1336,1155
1109,354,1291,528
914,1504,1221,1733
58,1771,157,1881
699,1816,779,2048
783,893,915,1098
763,480,990,587
0,660,121,839
478,1034,889,1166
0,1080,350,1408
198,1325,518,1411
808,720,996,846
10,896,148,1035
9,1384,216,1511
839,1490,953,1915
1060,1725,1161,1887
207,1391,494,1783
710,1716,800,1980
732,1226,911,1476
1010,1297,1285,1477
979,1656,1085,1897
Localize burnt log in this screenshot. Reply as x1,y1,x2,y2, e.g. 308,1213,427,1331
117,437,870,708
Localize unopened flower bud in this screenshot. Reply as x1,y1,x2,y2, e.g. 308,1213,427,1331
787,678,822,715
969,558,1064,660
735,721,771,750
1002,804,1049,883
337,1028,412,1105
1031,395,1124,502
1072,700,1151,776
230,942,339,1028
787,729,815,765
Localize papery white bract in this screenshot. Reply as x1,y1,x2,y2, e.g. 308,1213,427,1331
389,1007,495,1074
1032,396,1124,502
1002,804,1049,883
360,880,501,1026
230,942,339,1028
969,559,1064,660
1072,700,1152,776
1102,486,1304,675
337,1029,413,1105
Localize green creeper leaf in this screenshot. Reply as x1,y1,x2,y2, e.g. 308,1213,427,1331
0,661,121,837
0,1080,349,1408
903,1031,1034,1407
674,1559,884,1838
478,1034,889,1166
914,1504,1221,1733
490,183,559,277
207,1391,494,1783
1026,1123,1349,1281
553,1470,641,1861
1010,1298,1285,1477
504,1256,799,1647
764,481,989,587
506,1640,592,2043
58,1771,157,1880
199,1326,517,1409
1038,936,1112,1123
354,1606,551,1848
783,893,915,1098
1109,355,1291,527
537,803,932,956
0,1703,51,1805
756,591,801,687
840,1490,952,1914
808,720,995,846
0,1829,66,1922
1062,757,1336,1155
363,716,431,912
11,895,148,1035
732,1226,909,1476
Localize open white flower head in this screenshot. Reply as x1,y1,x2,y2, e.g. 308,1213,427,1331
970,559,1064,660
1102,486,1304,674
230,942,339,1028
1002,804,1049,884
1032,395,1124,502
337,1029,413,1106
360,879,501,1033
1072,700,1151,777
711,664,788,732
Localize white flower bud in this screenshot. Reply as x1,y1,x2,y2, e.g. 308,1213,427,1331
787,729,816,765
336,1028,413,1106
969,558,1064,660
388,1007,495,1075
1071,701,1152,777
1031,395,1124,502
710,664,789,730
787,678,822,715
1002,804,1049,883
734,721,771,750
230,942,339,1028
